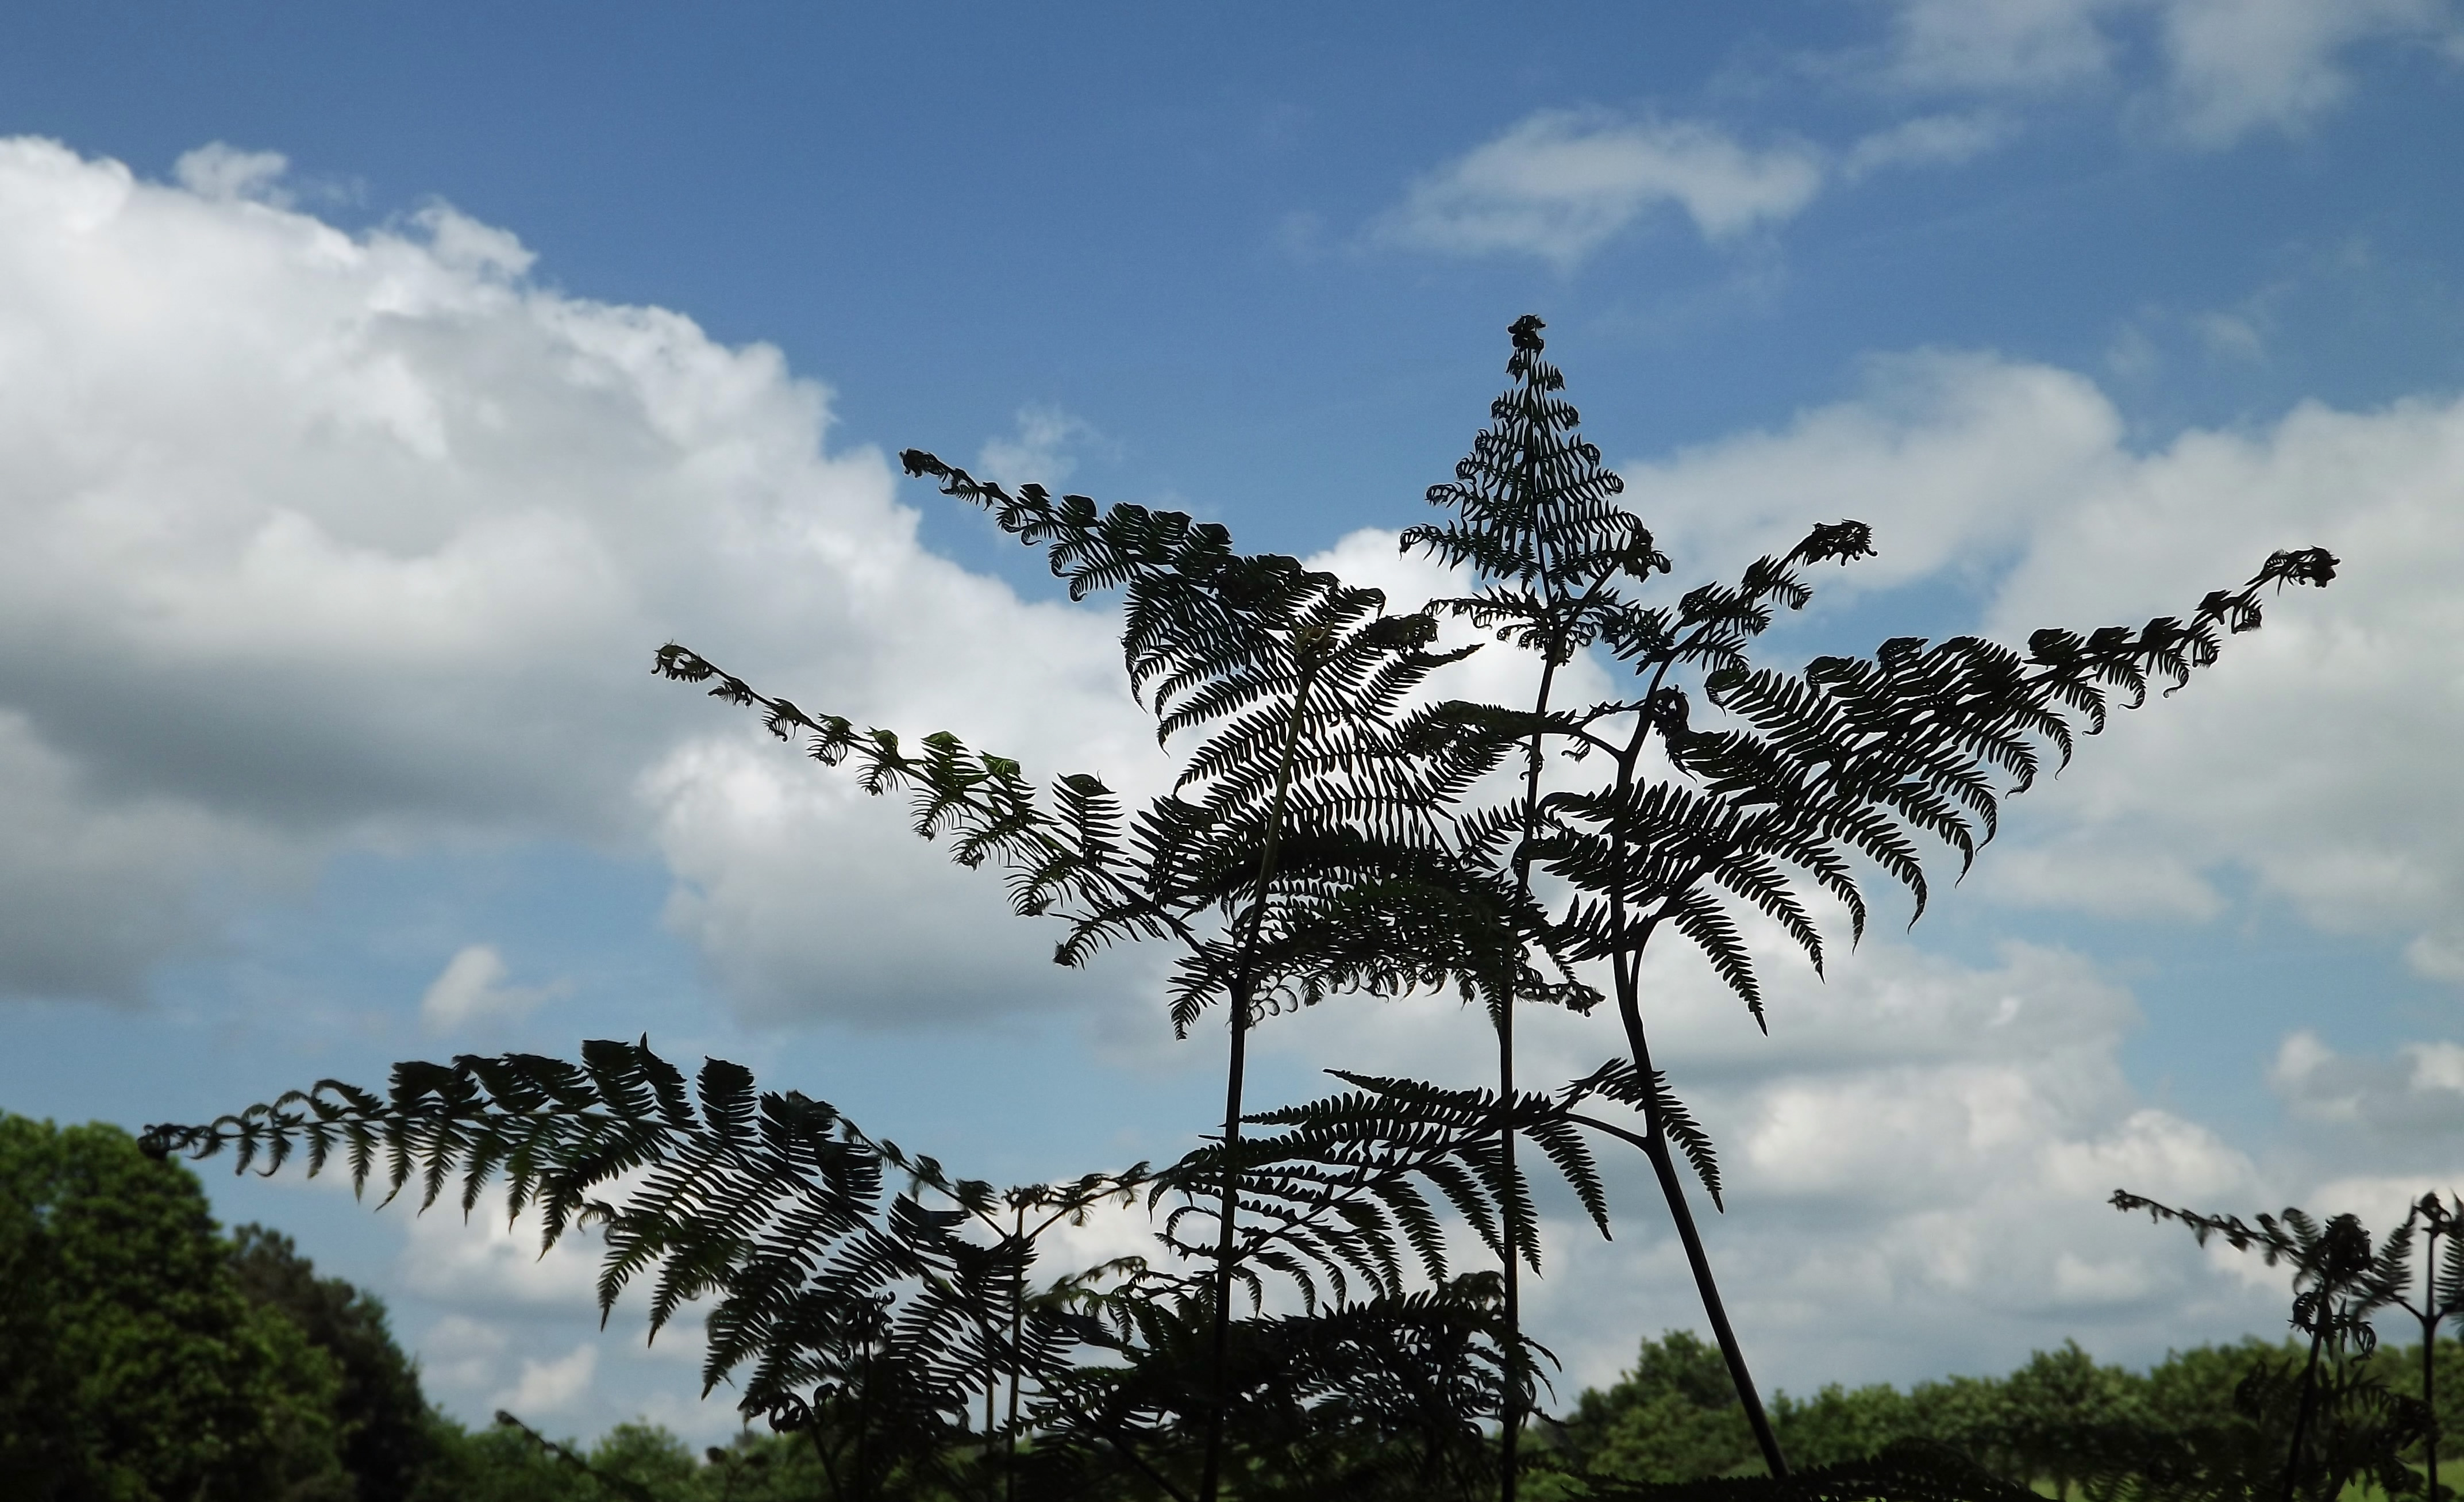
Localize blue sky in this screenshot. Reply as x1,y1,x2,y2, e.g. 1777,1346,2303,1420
4,0,2463,1443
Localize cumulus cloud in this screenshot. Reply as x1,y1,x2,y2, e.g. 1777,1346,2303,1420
2272,1029,2464,1139
398,1186,608,1315
1611,349,2464,983
1236,931,2289,1390
1385,111,1823,268
0,135,1157,1021
12,129,2462,1419
2160,0,2455,145
1975,391,2464,968
1619,350,2125,594
417,1314,509,1395
0,710,299,1001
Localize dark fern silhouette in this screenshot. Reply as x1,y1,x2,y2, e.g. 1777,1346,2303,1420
1401,314,2338,1480
141,1044,1636,1499
2395,1193,2464,1499
2113,1191,2436,1500
145,315,2338,1502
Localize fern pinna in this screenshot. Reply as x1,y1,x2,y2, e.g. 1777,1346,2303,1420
1406,316,2336,1478
145,1037,1644,1500
143,1042,1130,1500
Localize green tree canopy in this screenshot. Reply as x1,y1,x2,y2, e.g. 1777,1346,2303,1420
0,1112,350,1502
229,1223,436,1502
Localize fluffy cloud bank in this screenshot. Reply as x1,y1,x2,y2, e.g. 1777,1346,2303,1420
0,136,1169,1020
1616,349,2464,977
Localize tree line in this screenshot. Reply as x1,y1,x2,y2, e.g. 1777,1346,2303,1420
1537,1329,2464,1496
7,1107,2458,1501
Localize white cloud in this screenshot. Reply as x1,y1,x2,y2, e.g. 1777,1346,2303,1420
976,404,1102,487
2272,1029,2464,1140
418,1313,509,1394
498,1342,599,1419
1869,0,2463,146
1878,0,2132,93
13,128,2464,1426
2161,0,2453,145
1976,391,2464,965
1614,348,2464,984
1385,111,1823,268
172,143,292,205
418,943,568,1034
398,1186,608,1315
1619,350,2125,596
2190,309,2266,360
0,135,1157,1022
1242,931,2288,1392
1842,112,2016,177
0,710,299,1001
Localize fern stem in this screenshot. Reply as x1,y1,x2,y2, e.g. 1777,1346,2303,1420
1197,645,1322,1502
1614,957,1788,1476
2421,1199,2451,1502
2281,1317,2331,1502
1497,593,1562,1502
1007,1200,1023,1502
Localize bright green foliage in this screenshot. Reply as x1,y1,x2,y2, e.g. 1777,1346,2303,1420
0,1113,351,1502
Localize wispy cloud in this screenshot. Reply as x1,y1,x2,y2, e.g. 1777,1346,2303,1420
1842,111,2016,178
172,142,293,205
2159,0,2452,145
1877,0,2131,94
1868,0,2462,147
976,404,1104,487
418,943,568,1034
1383,110,1823,269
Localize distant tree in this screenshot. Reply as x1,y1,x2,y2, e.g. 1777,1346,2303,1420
0,1113,351,1502
228,1224,438,1502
